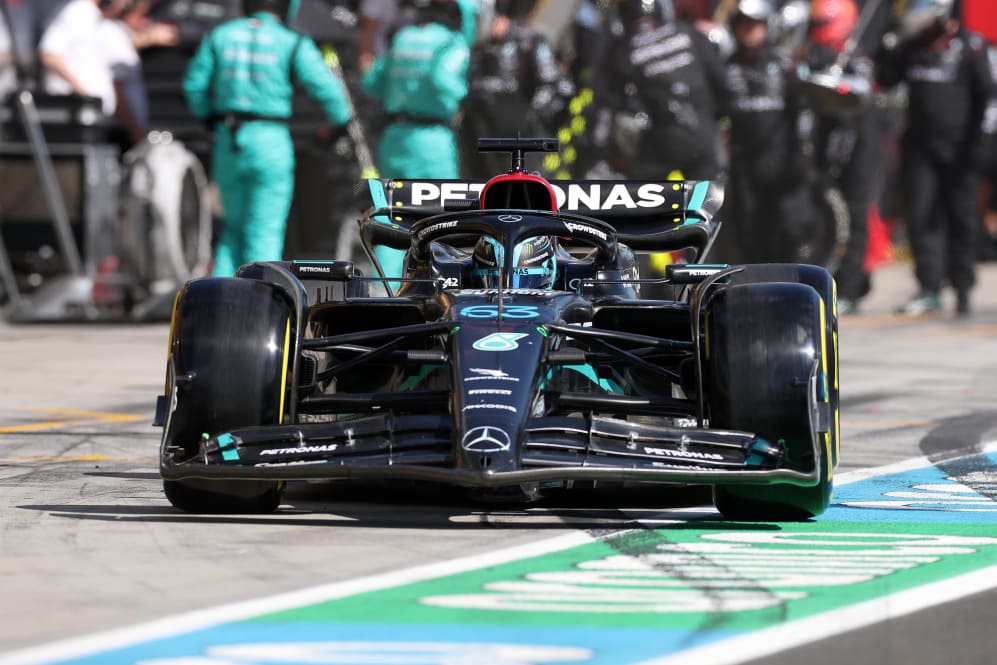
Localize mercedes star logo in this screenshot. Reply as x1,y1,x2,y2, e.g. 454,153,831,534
498,214,523,223
462,426,512,453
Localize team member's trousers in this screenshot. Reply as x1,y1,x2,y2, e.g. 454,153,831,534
729,168,811,264
827,110,879,302
375,122,459,282
901,145,980,295
211,122,295,277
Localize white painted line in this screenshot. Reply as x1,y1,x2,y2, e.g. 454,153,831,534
0,532,596,665
835,440,997,486
2,443,995,665
630,439,997,665
635,564,997,665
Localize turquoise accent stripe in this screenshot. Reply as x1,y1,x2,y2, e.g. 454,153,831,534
368,178,403,286
542,365,623,394
682,181,711,226
399,365,437,391
367,179,391,224
745,437,777,467
687,181,709,211
564,365,624,394
217,432,240,461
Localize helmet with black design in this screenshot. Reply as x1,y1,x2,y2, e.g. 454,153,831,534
894,0,956,39
242,0,301,23
472,235,557,289
617,0,676,35
731,0,774,50
808,0,858,53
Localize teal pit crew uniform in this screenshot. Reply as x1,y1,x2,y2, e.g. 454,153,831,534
183,1,353,277
362,7,470,279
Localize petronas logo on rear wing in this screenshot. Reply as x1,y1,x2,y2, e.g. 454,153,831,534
360,179,722,221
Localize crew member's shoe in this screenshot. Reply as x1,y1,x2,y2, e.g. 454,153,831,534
837,297,858,315
896,292,941,316
956,290,971,317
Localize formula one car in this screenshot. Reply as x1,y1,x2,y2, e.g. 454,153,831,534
155,138,839,521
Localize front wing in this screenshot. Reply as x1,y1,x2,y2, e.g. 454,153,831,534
160,414,822,488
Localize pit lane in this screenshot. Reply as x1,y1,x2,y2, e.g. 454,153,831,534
1,261,996,665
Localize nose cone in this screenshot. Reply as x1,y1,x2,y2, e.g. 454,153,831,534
452,321,547,474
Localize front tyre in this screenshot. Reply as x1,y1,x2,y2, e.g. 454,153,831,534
706,281,833,521
161,277,292,513
731,264,840,469
163,477,283,514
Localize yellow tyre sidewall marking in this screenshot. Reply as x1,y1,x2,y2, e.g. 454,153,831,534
278,317,291,425
819,297,833,483
832,280,841,467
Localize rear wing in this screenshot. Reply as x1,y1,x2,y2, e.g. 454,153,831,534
356,178,724,253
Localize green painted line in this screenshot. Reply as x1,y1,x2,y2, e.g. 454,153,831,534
256,522,997,630
9,452,997,664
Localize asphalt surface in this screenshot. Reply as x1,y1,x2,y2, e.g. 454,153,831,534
1,259,996,663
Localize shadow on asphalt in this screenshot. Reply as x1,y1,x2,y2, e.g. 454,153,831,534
16,483,731,530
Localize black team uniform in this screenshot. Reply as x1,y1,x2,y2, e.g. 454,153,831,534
878,25,997,315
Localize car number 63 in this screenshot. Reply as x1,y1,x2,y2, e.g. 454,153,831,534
459,305,540,319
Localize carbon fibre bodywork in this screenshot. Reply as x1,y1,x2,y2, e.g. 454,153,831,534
157,143,838,519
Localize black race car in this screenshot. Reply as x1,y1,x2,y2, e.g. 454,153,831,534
155,138,839,521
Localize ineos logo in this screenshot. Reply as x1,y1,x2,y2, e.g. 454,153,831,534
462,426,511,452
498,215,523,223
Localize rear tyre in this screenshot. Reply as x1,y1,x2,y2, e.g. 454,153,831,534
706,281,833,521
161,278,291,513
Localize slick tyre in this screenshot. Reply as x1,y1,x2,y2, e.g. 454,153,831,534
791,185,848,270
161,278,291,513
706,281,833,521
121,138,212,288
731,264,840,469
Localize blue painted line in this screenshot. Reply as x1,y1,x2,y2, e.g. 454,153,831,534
15,450,997,665
826,452,997,524
65,623,739,665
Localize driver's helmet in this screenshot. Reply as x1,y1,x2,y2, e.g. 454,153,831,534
472,235,557,289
